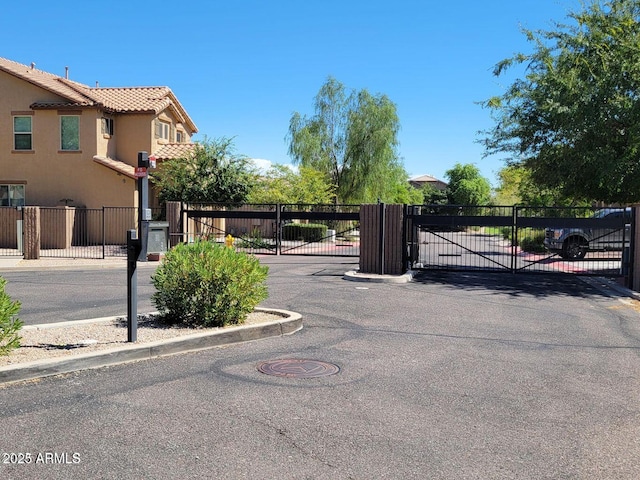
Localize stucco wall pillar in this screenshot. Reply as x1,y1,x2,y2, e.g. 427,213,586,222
23,206,40,260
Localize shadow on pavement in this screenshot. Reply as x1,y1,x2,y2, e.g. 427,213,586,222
411,270,626,300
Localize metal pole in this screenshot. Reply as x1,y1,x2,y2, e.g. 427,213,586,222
625,207,635,288
137,151,150,261
276,203,281,255
127,229,138,342
102,206,106,259
379,202,385,275
512,206,517,273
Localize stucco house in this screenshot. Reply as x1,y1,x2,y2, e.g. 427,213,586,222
409,174,448,191
0,57,197,210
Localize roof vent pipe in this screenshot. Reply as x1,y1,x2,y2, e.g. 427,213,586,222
30,62,35,70
65,66,69,79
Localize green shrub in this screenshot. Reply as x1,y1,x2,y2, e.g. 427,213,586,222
151,240,269,327
0,277,22,356
519,231,546,253
236,228,274,249
282,223,327,242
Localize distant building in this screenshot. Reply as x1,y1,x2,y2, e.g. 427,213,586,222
409,174,448,191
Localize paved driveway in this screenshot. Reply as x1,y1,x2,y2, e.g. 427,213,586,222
1,258,640,479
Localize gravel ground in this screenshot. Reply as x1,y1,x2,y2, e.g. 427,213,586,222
0,311,282,367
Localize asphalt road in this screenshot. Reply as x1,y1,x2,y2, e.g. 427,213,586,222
2,265,159,324
2,257,640,479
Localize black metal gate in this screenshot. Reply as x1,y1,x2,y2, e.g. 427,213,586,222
183,203,360,257
407,205,634,277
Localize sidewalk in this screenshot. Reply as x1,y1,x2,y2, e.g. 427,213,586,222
0,256,159,272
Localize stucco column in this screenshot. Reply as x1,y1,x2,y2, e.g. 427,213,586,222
23,206,40,260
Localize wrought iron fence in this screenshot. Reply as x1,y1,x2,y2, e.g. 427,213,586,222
184,203,360,257
2,206,163,259
408,205,633,276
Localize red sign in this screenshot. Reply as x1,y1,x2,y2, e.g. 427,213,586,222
134,167,147,178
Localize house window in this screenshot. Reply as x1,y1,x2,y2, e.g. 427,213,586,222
155,120,170,141
0,184,25,207
176,131,183,143
101,117,114,136
60,115,80,150
13,116,32,150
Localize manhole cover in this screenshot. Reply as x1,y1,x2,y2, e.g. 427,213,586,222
257,359,340,378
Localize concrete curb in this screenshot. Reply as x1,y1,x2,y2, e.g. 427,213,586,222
0,308,302,385
0,261,159,273
343,270,414,284
580,276,640,301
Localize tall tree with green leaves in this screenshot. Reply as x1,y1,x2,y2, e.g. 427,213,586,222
288,77,407,204
247,164,336,204
152,137,254,204
445,163,492,205
480,0,640,204
494,165,590,206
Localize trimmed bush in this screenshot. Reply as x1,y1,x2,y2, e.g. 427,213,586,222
282,223,328,242
520,231,546,253
151,240,268,327
0,277,22,356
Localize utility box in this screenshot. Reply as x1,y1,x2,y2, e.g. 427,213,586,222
147,221,169,254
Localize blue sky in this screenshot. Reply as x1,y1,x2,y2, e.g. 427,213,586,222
1,0,581,186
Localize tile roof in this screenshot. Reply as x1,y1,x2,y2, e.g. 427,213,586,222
410,174,442,183
0,57,197,133
153,143,197,161
0,57,93,105
93,143,197,177
93,156,136,179
87,87,173,113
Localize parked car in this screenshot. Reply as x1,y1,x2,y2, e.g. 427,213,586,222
543,208,631,259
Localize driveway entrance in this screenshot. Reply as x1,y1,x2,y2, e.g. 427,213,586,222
407,205,634,278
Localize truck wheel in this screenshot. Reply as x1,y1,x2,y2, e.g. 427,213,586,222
562,237,587,259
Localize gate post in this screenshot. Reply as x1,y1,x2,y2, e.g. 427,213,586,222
166,201,182,247
359,204,405,275
23,206,40,260
276,203,282,255
631,207,640,291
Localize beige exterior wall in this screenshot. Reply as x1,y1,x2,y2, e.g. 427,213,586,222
114,113,155,166
0,71,196,210
0,71,137,208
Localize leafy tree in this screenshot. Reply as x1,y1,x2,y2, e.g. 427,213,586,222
445,163,492,205
387,182,424,205
494,165,590,206
247,164,336,204
420,184,449,205
152,137,254,204
480,0,640,204
288,77,406,204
